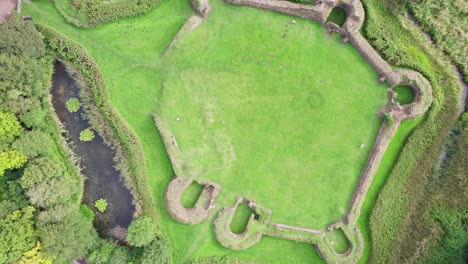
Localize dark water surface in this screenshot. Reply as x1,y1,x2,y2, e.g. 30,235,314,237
51,61,134,239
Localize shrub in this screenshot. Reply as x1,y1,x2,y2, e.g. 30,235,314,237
79,128,95,142
65,97,81,113
94,198,108,213
0,150,27,176
126,216,158,247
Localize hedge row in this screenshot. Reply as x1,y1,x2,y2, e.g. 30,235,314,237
360,0,462,263
36,24,160,224
54,0,160,27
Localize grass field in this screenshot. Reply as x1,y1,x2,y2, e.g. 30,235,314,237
23,0,424,262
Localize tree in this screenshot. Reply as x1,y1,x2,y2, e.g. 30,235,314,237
88,241,116,264
108,247,130,264
0,53,44,114
94,198,108,213
40,212,98,262
0,180,29,218
12,130,53,158
26,175,78,208
65,97,81,113
0,206,37,263
139,238,172,264
126,216,158,247
79,128,95,142
0,16,45,58
0,150,27,176
17,241,54,264
19,157,65,190
0,112,23,143
20,108,47,130
79,204,94,221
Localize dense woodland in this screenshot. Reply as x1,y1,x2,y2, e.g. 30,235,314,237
0,17,170,263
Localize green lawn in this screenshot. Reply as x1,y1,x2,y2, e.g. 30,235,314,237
23,0,421,262
159,0,387,230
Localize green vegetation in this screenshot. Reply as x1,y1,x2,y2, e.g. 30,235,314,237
17,241,53,264
360,0,462,262
18,0,464,263
0,112,23,143
393,85,415,105
126,216,159,247
180,181,204,208
0,16,99,263
0,206,36,263
65,97,80,112
20,0,425,262
94,198,108,213
230,203,254,234
54,0,160,27
79,128,95,142
401,0,468,81
326,7,347,27
326,228,350,254
79,204,95,220
0,150,27,176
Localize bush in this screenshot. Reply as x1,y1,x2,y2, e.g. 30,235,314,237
65,97,80,113
94,198,108,213
126,216,158,247
79,128,95,142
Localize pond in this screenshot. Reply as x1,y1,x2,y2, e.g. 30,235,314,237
51,61,135,240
